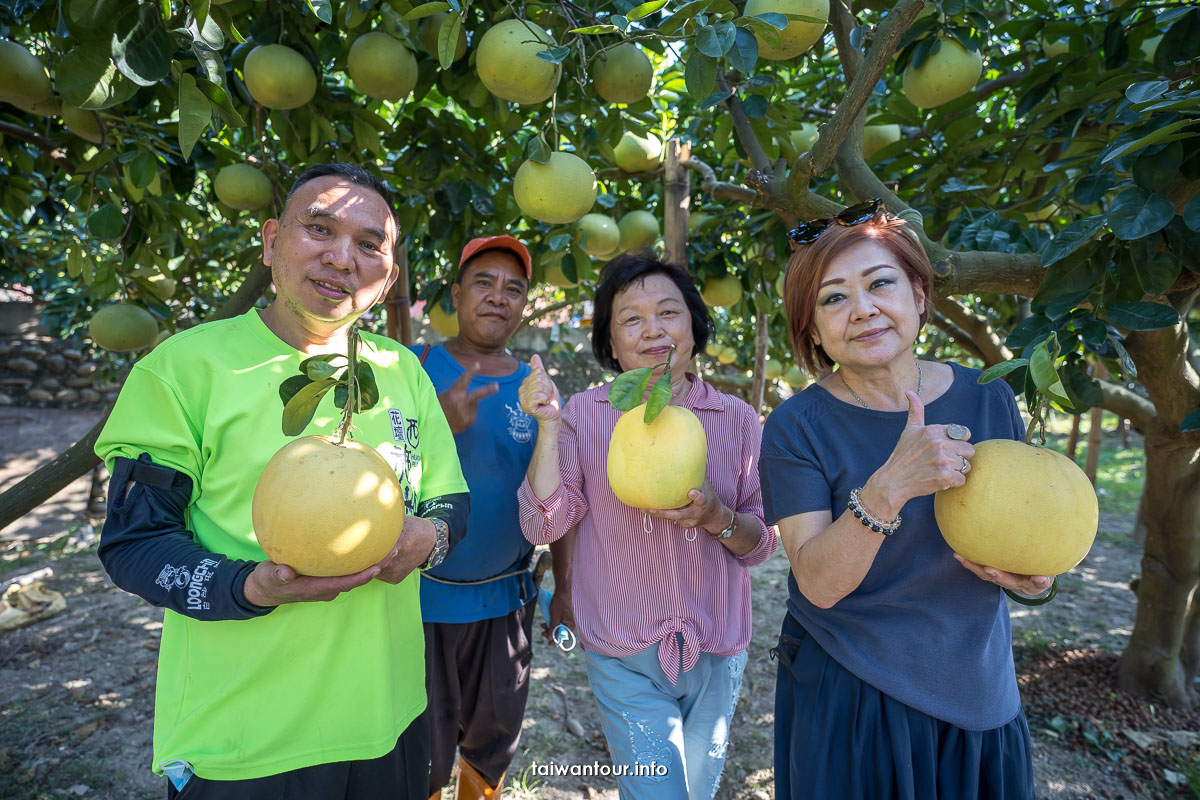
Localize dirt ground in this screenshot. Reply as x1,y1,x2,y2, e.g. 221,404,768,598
0,408,1193,800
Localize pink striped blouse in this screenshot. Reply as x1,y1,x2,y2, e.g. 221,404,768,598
518,374,777,684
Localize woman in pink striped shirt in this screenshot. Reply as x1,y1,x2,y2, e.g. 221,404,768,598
518,254,777,800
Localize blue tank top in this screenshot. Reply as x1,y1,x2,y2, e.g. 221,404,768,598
413,344,538,623
760,362,1025,730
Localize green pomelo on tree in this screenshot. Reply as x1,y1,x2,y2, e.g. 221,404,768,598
213,164,273,211
591,43,653,105
243,45,317,110
475,19,560,105
513,151,597,224
89,303,160,353
347,32,418,101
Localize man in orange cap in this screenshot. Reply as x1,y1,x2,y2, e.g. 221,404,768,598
414,237,568,800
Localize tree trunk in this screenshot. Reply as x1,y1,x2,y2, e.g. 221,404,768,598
1117,317,1200,708
0,260,273,533
1084,406,1103,485
1066,415,1081,462
751,310,768,415
663,138,691,267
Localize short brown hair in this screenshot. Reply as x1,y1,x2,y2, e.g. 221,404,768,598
783,215,934,374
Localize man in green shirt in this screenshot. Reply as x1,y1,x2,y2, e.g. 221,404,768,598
94,164,468,799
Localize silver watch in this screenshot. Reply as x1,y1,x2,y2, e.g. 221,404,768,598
421,519,449,570
716,509,737,540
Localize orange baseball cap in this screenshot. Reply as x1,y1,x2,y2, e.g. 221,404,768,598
459,235,533,280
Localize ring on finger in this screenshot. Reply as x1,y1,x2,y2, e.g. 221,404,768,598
958,455,970,474
947,423,970,441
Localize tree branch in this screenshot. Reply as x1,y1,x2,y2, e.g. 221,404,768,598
722,77,771,171
931,312,990,364
1098,380,1156,432
934,297,1013,365
680,157,759,204
0,121,75,174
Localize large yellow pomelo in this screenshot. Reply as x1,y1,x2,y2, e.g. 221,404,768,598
252,436,405,576
243,45,317,110
214,164,273,211
613,130,662,173
934,439,1098,576
701,274,743,307
0,40,54,115
348,32,418,101
903,36,983,108
475,19,559,104
62,105,103,143
577,213,620,257
618,210,660,252
717,346,737,364
89,303,160,352
608,403,708,509
513,151,597,224
744,0,829,61
419,13,468,62
592,43,653,105
862,123,900,159
429,301,459,337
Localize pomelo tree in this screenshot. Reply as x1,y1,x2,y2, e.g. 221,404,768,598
0,0,1197,705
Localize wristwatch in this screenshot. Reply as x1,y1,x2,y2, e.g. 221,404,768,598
715,509,737,540
421,518,449,570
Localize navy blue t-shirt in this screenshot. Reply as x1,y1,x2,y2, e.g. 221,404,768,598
413,344,537,623
760,362,1025,730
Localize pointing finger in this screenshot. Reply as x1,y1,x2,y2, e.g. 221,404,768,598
451,363,480,392
466,383,501,403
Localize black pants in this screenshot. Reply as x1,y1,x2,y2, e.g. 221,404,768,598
165,720,430,800
422,598,536,792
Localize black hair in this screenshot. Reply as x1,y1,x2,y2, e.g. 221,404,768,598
591,253,715,374
284,163,397,224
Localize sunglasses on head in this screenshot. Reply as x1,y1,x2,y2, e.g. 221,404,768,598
786,198,884,245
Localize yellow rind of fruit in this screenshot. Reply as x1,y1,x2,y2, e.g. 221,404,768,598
933,439,1098,576
790,122,819,156
607,403,708,509
429,301,459,337
613,130,662,173
420,13,468,62
243,44,317,110
347,32,419,101
543,253,580,288
0,40,54,115
764,360,783,380
617,210,660,252
902,36,983,108
862,123,900,159
252,436,405,577
89,303,160,353
62,105,103,144
591,43,653,105
214,164,273,211
513,151,597,224
744,0,830,61
701,274,743,307
717,346,737,364
149,275,176,300
577,213,621,258
475,19,560,104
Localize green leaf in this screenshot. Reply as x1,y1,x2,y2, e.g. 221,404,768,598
1100,119,1196,164
305,0,333,23
1031,250,1104,310
57,44,139,109
978,358,1029,384
1125,80,1169,104
1105,301,1180,331
403,2,451,20
1110,335,1136,377
626,0,669,21
128,151,157,189
1181,409,1200,433
643,375,672,424
536,45,572,64
67,248,87,279
609,367,655,412
684,52,717,99
88,202,125,239
1107,188,1176,240
438,13,463,70
306,360,338,380
195,76,247,129
749,11,787,28
726,27,758,73
1182,192,1200,231
1029,339,1069,405
1040,215,1106,269
1133,252,1182,296
279,374,314,405
112,4,173,86
282,378,336,436
570,24,622,34
177,74,213,162
696,21,737,57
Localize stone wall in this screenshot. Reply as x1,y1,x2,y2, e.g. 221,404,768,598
0,335,117,409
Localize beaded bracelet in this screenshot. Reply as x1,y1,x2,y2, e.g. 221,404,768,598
847,487,901,535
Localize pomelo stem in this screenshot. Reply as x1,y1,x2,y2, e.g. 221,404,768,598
334,328,359,446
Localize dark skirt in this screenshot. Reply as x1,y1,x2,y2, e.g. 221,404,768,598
773,613,1035,800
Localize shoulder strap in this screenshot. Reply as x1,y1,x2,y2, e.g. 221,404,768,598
419,344,431,365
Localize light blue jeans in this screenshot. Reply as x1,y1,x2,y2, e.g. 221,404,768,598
583,637,747,800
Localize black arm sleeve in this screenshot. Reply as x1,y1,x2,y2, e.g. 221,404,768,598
416,491,470,559
98,454,274,621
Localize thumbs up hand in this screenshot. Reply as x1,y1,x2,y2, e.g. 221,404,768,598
519,354,562,425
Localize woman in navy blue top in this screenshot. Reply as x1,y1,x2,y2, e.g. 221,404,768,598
759,201,1056,799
